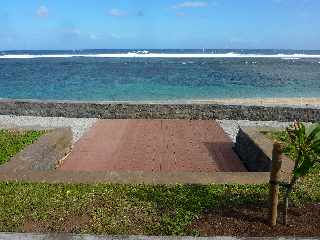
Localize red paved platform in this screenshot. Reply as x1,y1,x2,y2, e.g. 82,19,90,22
60,119,246,172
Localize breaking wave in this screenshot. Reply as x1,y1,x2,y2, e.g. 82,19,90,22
1,52,320,59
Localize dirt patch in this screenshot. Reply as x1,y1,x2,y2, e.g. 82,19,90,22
192,203,320,237
23,214,90,233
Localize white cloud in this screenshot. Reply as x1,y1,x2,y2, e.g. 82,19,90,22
60,27,81,39
137,10,144,17
108,9,127,17
37,5,49,17
89,34,98,40
111,33,121,39
176,12,186,17
172,1,208,9
68,28,81,35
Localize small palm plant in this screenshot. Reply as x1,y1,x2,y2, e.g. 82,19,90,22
282,121,320,224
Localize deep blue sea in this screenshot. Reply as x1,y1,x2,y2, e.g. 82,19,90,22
0,49,320,101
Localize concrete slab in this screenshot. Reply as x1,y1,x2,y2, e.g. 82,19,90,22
0,232,316,240
60,119,245,172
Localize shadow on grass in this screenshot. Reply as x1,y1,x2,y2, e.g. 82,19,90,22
126,184,269,235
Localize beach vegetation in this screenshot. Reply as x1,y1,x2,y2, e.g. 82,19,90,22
266,122,320,224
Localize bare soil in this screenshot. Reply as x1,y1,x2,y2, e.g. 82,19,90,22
192,203,320,237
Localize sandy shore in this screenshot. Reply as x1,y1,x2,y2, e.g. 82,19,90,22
191,98,320,107
1,97,320,107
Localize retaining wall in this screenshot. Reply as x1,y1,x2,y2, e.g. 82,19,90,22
235,127,294,174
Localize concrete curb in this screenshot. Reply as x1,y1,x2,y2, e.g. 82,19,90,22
0,233,318,240
0,171,271,185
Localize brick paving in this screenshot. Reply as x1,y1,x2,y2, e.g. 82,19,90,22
59,119,246,172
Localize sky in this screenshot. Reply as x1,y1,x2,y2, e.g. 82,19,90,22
1,0,320,50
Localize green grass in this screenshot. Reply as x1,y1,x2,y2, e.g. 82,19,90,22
0,183,268,234
0,181,319,235
0,129,45,165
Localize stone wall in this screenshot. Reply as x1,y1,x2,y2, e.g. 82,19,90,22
0,99,320,122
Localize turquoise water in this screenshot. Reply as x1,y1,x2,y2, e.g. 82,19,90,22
0,50,320,101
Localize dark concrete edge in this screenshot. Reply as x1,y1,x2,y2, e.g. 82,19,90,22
0,232,318,240
1,99,320,122
0,171,271,185
236,127,294,176
243,127,294,174
0,128,73,174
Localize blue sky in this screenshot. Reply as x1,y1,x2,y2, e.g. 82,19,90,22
1,0,319,50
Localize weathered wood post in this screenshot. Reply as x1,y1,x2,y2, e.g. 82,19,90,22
269,141,283,227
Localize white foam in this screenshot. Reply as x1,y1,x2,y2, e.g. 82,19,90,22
281,57,301,60
0,54,76,59
1,52,320,59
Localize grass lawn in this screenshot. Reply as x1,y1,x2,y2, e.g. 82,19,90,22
0,183,270,234
0,129,45,165
0,129,319,236
0,179,319,235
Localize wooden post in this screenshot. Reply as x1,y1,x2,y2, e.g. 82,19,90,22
269,141,283,227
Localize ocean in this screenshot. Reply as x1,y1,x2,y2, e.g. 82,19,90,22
0,49,320,101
